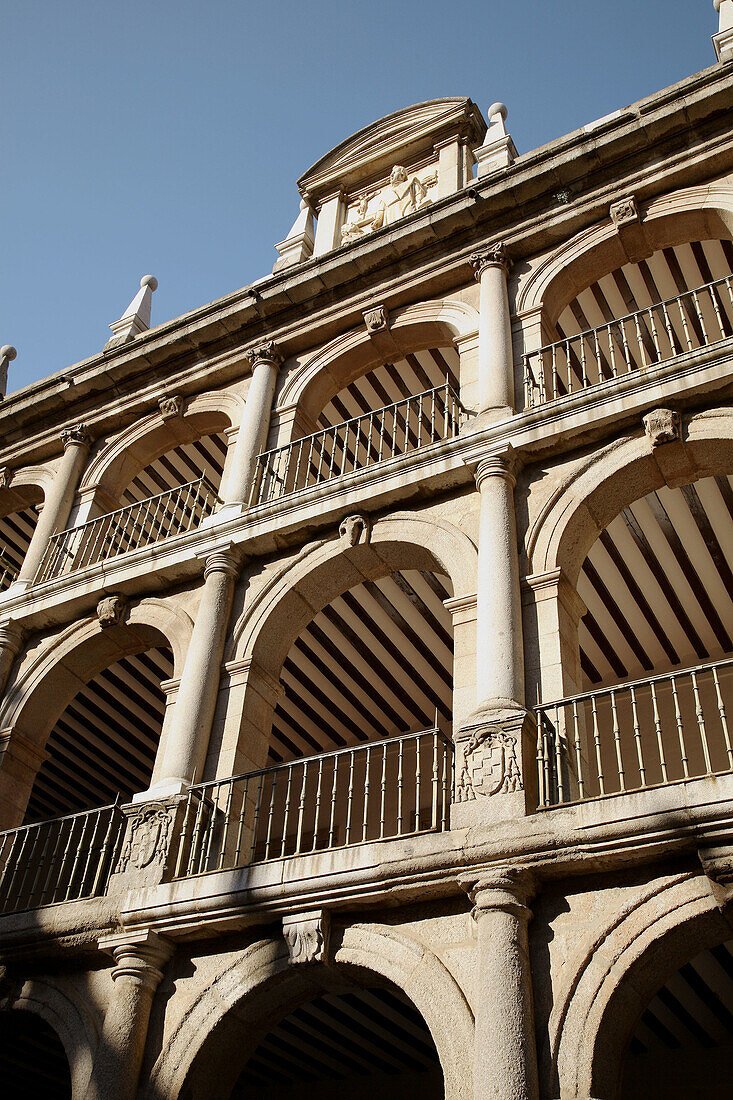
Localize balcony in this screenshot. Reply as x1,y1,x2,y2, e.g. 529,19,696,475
536,657,733,807
0,728,452,916
250,383,465,507
522,276,733,410
35,476,219,584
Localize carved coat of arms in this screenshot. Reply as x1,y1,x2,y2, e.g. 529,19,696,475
455,725,522,802
117,806,172,872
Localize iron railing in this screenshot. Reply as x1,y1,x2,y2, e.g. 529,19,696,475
522,275,733,409
0,802,125,915
171,728,453,877
35,476,219,583
250,383,465,507
536,657,733,807
0,552,18,592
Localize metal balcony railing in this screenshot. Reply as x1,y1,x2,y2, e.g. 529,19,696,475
250,382,465,507
35,476,219,584
0,552,18,592
536,657,733,807
0,802,125,915
171,728,454,877
522,275,733,409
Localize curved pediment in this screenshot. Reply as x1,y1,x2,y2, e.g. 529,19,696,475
298,98,486,204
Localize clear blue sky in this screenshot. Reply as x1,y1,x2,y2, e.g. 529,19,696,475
2,1,718,393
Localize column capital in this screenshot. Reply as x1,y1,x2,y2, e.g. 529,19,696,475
60,423,91,450
474,446,519,490
471,242,512,280
244,340,283,369
459,866,535,919
202,543,242,579
98,929,174,991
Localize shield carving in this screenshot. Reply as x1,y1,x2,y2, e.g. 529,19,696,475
455,725,522,802
118,807,172,872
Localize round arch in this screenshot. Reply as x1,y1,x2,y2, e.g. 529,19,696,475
526,405,733,586
0,596,194,752
228,510,477,675
1,976,100,1097
79,390,244,501
516,184,733,325
552,872,728,1100
0,466,56,516
276,298,479,428
146,923,474,1100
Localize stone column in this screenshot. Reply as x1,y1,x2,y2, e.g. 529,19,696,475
471,245,514,416
142,546,241,798
17,424,90,583
0,623,24,698
463,871,539,1100
221,341,283,507
84,931,173,1100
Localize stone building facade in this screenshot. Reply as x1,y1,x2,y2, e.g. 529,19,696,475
2,8,733,1099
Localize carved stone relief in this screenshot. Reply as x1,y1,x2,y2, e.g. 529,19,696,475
340,165,436,245
455,724,522,802
97,594,127,628
282,911,329,965
60,424,90,449
158,395,183,420
363,305,389,334
116,805,172,872
643,407,680,447
610,196,639,228
339,514,370,546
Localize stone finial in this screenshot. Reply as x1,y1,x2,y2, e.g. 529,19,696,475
60,423,91,449
97,594,127,628
475,102,517,179
105,275,158,350
158,394,183,420
0,346,16,400
273,198,315,273
282,911,329,965
714,0,733,63
643,407,681,448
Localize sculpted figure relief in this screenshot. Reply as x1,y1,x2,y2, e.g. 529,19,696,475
340,165,436,245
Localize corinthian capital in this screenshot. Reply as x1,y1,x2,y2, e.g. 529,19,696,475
60,423,91,449
471,243,512,280
244,340,283,368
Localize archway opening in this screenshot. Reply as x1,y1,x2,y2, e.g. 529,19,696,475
0,1009,71,1099
0,485,43,589
118,430,228,505
621,937,733,1099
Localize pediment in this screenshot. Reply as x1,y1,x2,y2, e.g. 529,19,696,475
298,98,486,204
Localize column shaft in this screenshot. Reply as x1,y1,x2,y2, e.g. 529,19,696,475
150,548,239,792
475,456,524,711
472,246,514,414
223,342,282,505
18,427,90,581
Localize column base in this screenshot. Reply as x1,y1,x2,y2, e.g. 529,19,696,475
452,704,538,827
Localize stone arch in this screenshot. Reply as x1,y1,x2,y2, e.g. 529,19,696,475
526,404,733,586
146,923,473,1100
0,596,194,752
79,390,244,502
1,976,100,1097
276,298,479,429
517,184,733,325
229,509,477,674
551,872,728,1100
0,465,56,516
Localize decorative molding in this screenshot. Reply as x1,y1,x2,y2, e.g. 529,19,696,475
245,340,283,368
158,395,183,420
363,305,389,334
455,724,522,801
96,594,127,629
339,513,371,546
116,805,172,873
610,195,639,228
282,910,329,965
60,424,91,449
643,407,681,448
470,243,512,280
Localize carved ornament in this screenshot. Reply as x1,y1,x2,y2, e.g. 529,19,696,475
455,724,522,801
470,243,511,280
340,164,436,245
282,911,329,965
117,805,172,872
61,424,90,449
158,395,183,420
610,196,639,228
97,594,127,629
363,305,389,334
339,514,370,547
245,340,283,368
643,407,680,448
